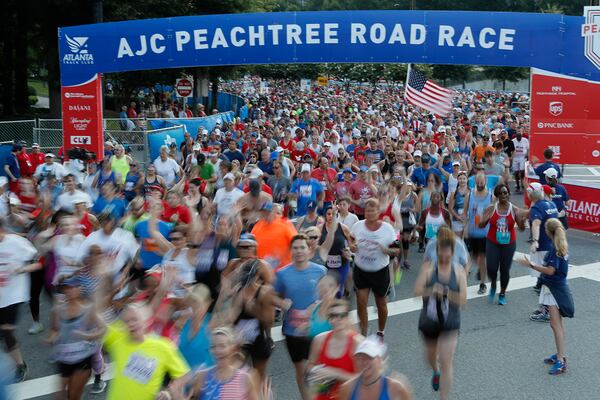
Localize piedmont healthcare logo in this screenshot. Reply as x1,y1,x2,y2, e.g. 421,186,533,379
63,35,94,65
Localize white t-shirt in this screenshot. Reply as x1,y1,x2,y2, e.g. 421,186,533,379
34,162,67,182
153,157,180,187
79,228,139,273
54,234,86,281
55,190,93,212
351,220,396,272
512,138,530,160
213,187,244,216
0,234,38,308
337,213,359,229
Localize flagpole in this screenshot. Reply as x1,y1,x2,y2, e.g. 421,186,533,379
402,64,411,123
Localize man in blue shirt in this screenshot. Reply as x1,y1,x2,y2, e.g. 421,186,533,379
544,168,570,229
411,153,442,188
222,139,245,167
289,163,324,217
273,235,326,400
534,148,562,185
134,200,172,270
92,181,127,219
4,144,21,193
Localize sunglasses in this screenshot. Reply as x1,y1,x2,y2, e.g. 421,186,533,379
237,245,255,249
328,312,349,320
308,236,320,240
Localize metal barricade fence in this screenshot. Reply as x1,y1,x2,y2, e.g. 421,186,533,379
0,120,35,145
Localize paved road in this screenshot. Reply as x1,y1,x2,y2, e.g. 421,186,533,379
8,192,600,400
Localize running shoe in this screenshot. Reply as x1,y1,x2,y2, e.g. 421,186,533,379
14,363,27,383
477,283,487,295
431,371,440,391
488,287,496,304
529,311,550,322
402,261,411,270
418,246,425,253
549,358,567,375
498,294,507,305
376,331,385,343
394,269,403,285
28,322,44,335
544,354,559,365
90,379,107,394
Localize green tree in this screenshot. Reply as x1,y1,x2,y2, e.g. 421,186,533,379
431,65,473,87
480,66,529,90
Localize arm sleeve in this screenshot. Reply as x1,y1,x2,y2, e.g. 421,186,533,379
165,342,191,379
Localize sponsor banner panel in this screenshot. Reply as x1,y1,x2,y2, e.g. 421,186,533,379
61,74,104,159
564,182,600,234
530,68,600,165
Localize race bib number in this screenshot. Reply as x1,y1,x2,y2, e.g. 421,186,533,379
326,255,342,269
123,353,157,384
495,217,511,245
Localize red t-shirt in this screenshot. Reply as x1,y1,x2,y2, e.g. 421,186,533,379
17,152,33,176
279,138,296,152
349,180,374,216
311,168,337,202
29,152,45,172
161,204,192,224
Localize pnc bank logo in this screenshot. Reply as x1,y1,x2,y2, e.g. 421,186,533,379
62,35,94,65
549,101,563,116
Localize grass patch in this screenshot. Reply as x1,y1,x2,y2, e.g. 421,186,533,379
29,79,49,97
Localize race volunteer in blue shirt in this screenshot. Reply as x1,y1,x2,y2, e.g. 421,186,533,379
544,168,570,229
534,148,562,185
273,235,326,400
411,153,442,188
289,163,324,217
527,182,559,292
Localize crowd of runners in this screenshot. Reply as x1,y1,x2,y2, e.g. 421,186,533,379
0,78,575,400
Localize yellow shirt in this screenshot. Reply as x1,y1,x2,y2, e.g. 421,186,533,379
111,155,130,184
104,321,190,400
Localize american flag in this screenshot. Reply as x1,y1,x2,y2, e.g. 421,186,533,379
404,66,453,116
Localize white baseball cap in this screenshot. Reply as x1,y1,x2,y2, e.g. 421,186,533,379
527,182,543,193
543,168,558,179
301,163,312,173
249,168,264,179
223,172,235,181
414,150,423,157
354,336,387,358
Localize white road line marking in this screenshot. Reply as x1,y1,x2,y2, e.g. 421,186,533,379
8,257,600,400
586,167,600,176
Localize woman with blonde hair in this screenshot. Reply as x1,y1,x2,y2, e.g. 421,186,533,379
519,218,574,375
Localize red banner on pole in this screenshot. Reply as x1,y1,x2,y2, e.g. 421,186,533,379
61,74,104,160
563,182,600,234
529,68,600,165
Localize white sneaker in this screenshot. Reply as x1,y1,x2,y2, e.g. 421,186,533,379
28,322,44,335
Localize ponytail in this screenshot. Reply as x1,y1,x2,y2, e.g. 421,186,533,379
546,218,568,257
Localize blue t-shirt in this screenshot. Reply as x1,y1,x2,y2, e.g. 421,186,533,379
540,248,568,284
274,262,327,337
535,162,562,185
290,178,323,216
134,219,173,270
6,154,20,179
550,184,569,213
530,200,559,251
411,167,442,187
257,160,274,176
440,162,453,192
223,149,245,164
91,196,127,219
365,149,385,163
345,144,356,154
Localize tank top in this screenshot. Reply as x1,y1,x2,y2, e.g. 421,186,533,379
452,190,466,221
425,209,446,240
79,212,93,236
467,189,493,238
199,367,250,400
486,203,517,245
54,304,97,364
111,156,129,184
308,303,332,338
419,263,461,332
350,376,390,400
421,189,432,211
320,224,347,270
162,248,196,286
234,285,265,346
298,215,319,230
399,194,414,216
96,170,117,188
179,315,214,369
124,172,141,201
315,331,356,400
143,175,161,194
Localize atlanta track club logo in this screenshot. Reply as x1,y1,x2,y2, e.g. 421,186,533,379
63,35,94,65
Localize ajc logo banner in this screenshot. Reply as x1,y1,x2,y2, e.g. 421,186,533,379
147,125,186,161
58,10,600,86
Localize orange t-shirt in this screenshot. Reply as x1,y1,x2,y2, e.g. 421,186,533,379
251,217,297,270
471,145,494,161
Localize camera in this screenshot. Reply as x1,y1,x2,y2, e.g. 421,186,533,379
68,147,97,162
